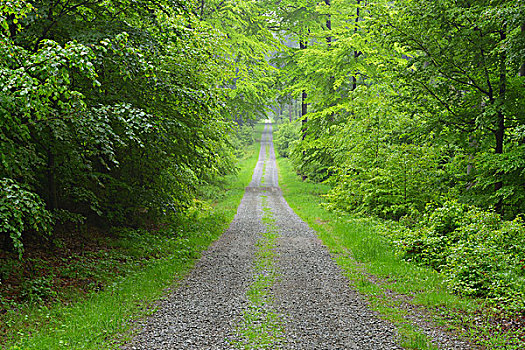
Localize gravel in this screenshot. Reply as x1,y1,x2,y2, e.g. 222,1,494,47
121,123,467,349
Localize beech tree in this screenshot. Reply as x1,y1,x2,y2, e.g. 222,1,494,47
384,0,525,215
275,0,525,218
0,0,277,256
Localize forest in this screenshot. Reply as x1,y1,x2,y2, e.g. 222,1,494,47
1,0,524,348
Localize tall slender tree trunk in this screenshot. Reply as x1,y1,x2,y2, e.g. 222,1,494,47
299,39,308,180
325,0,332,46
494,29,506,213
301,90,307,139
200,0,205,18
300,40,308,141
7,14,17,39
47,149,57,211
518,22,525,77
289,97,293,122
351,0,361,91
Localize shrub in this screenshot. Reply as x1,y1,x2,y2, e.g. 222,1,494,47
393,201,525,310
274,121,300,158
230,124,255,157
0,179,53,258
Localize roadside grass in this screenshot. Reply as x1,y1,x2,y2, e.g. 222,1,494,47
1,126,263,350
275,155,493,349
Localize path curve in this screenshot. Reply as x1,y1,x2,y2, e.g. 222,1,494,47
122,123,401,349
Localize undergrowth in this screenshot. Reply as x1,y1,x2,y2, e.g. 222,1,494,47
276,155,525,349
0,125,263,350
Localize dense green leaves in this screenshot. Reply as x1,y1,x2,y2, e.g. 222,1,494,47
389,201,525,310
0,179,52,258
269,0,525,313
274,0,525,218
274,120,300,159
2,0,524,319
0,0,276,255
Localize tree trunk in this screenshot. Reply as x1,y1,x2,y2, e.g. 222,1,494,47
288,97,293,122
200,0,205,18
300,40,308,141
494,29,506,213
301,90,307,140
325,0,332,46
7,14,17,39
518,23,525,77
47,149,57,211
351,0,361,91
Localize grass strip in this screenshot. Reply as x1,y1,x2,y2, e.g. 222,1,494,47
4,129,262,350
234,194,284,350
234,139,284,349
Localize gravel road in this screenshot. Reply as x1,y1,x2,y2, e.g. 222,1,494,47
122,123,402,349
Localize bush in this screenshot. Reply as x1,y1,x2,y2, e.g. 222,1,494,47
230,124,255,157
274,121,300,158
392,201,525,310
0,179,53,258
237,125,255,147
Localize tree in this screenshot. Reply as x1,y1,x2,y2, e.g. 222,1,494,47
383,0,525,215
1,0,278,256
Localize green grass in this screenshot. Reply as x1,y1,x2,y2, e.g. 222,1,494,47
2,129,262,350
275,155,485,349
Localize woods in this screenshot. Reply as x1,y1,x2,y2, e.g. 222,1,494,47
268,1,525,331
0,0,277,257
1,0,525,348
275,0,524,217
272,0,525,314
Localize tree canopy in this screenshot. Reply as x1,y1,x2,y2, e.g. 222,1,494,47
0,0,278,256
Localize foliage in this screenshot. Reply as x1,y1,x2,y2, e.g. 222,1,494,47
0,179,53,258
391,201,525,310
271,0,525,218
278,154,524,349
271,0,525,318
381,0,525,216
230,124,255,158
273,121,300,158
1,135,260,348
0,0,276,256
20,276,57,303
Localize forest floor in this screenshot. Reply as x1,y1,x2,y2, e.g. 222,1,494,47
121,123,473,349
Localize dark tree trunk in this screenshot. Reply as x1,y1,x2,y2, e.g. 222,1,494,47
200,0,205,18
301,90,307,140
351,0,361,91
289,97,293,122
325,0,332,46
7,14,17,39
47,149,57,211
300,40,308,141
518,23,525,77
494,29,506,213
